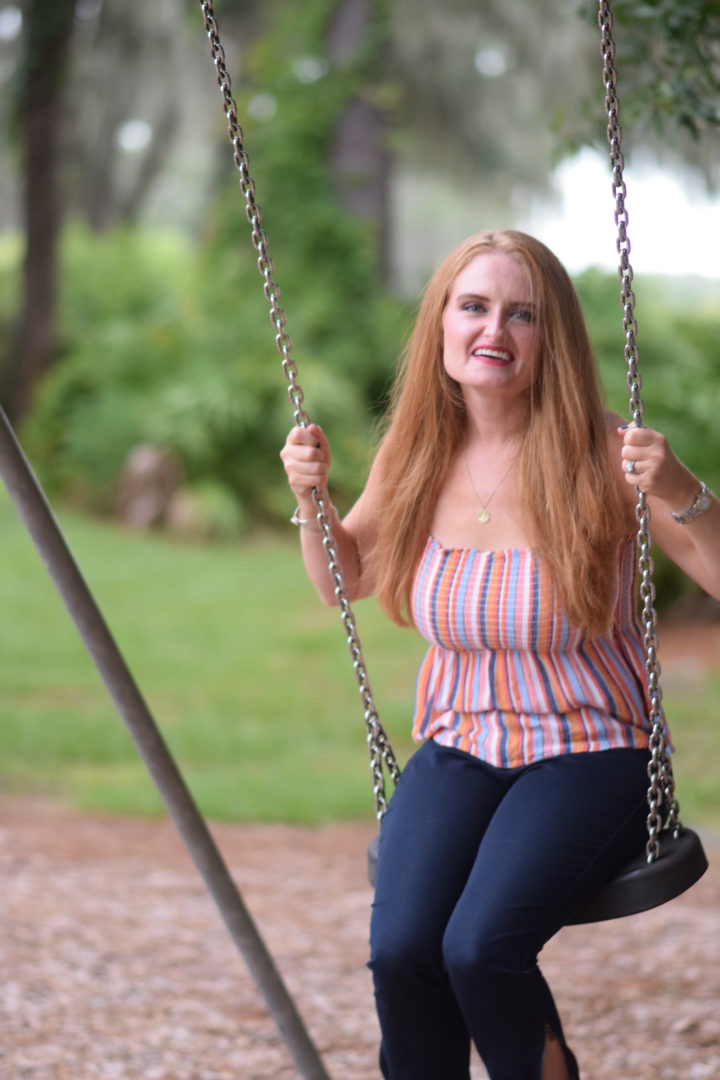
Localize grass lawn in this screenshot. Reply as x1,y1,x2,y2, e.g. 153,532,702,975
0,484,420,823
1,485,718,829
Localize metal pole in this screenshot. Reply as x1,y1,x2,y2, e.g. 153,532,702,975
0,404,332,1080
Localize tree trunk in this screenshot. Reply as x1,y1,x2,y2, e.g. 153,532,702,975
7,0,76,422
328,0,391,281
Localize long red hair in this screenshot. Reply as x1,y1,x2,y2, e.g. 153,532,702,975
371,229,629,636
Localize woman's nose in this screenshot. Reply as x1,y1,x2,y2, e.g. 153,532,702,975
482,307,506,338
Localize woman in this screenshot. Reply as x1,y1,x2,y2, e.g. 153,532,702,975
280,230,720,1080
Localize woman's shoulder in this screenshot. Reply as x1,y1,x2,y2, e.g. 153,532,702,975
341,434,391,547
603,407,626,441
602,408,629,465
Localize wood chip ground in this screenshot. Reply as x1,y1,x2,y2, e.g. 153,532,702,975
1,798,718,1080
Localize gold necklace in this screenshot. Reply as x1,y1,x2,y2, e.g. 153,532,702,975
464,450,517,525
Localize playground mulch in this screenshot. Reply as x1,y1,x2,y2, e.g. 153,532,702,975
1,796,719,1080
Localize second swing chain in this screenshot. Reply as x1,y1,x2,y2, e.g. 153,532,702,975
598,0,680,861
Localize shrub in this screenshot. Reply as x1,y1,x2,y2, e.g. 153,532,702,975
18,218,404,523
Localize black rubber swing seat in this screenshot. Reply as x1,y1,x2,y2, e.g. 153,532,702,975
566,826,708,924
366,826,708,925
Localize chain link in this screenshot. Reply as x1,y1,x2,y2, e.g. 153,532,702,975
198,1,401,818
598,1,679,861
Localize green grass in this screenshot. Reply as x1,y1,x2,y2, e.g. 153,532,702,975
0,484,420,822
659,671,720,829
1,484,718,828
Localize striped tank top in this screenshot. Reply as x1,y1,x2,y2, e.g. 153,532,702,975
411,536,654,768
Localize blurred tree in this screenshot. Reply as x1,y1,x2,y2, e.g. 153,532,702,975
3,0,201,419
64,0,184,230
390,0,596,202
3,0,718,418
16,0,408,523
6,0,75,422
328,0,392,276
574,0,720,184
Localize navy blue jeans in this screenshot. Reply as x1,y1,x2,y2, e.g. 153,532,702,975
369,738,652,1080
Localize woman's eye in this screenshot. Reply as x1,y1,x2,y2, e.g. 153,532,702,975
462,302,485,313
511,308,534,323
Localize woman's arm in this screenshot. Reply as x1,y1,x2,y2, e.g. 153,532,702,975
279,423,382,605
616,421,720,601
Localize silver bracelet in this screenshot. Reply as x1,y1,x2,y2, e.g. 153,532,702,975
670,482,711,525
290,504,337,530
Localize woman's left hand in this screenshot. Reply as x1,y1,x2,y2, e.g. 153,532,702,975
618,424,699,509
618,422,720,602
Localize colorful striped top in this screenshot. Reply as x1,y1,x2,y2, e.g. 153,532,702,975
411,536,654,767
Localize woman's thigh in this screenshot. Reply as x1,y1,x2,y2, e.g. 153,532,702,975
370,740,517,957
446,747,652,962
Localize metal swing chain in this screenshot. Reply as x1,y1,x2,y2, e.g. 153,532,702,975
598,0,680,861
198,1,401,820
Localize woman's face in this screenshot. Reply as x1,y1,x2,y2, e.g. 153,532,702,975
441,251,541,403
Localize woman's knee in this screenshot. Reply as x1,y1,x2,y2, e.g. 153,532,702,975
370,913,446,990
442,913,528,997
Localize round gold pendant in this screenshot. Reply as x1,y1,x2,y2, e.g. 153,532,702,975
477,508,491,524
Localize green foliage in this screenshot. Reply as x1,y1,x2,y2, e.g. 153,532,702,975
15,0,406,523
18,218,400,520
577,268,720,496
564,0,720,172
609,0,720,139
576,267,720,606
20,225,195,504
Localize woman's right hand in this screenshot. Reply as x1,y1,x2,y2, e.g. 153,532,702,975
280,423,331,505
281,422,379,603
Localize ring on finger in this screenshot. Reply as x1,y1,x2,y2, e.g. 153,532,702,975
623,459,637,474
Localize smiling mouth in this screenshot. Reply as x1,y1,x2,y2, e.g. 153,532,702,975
472,347,513,364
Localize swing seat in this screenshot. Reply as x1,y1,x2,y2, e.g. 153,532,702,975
567,826,708,924
366,827,708,924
